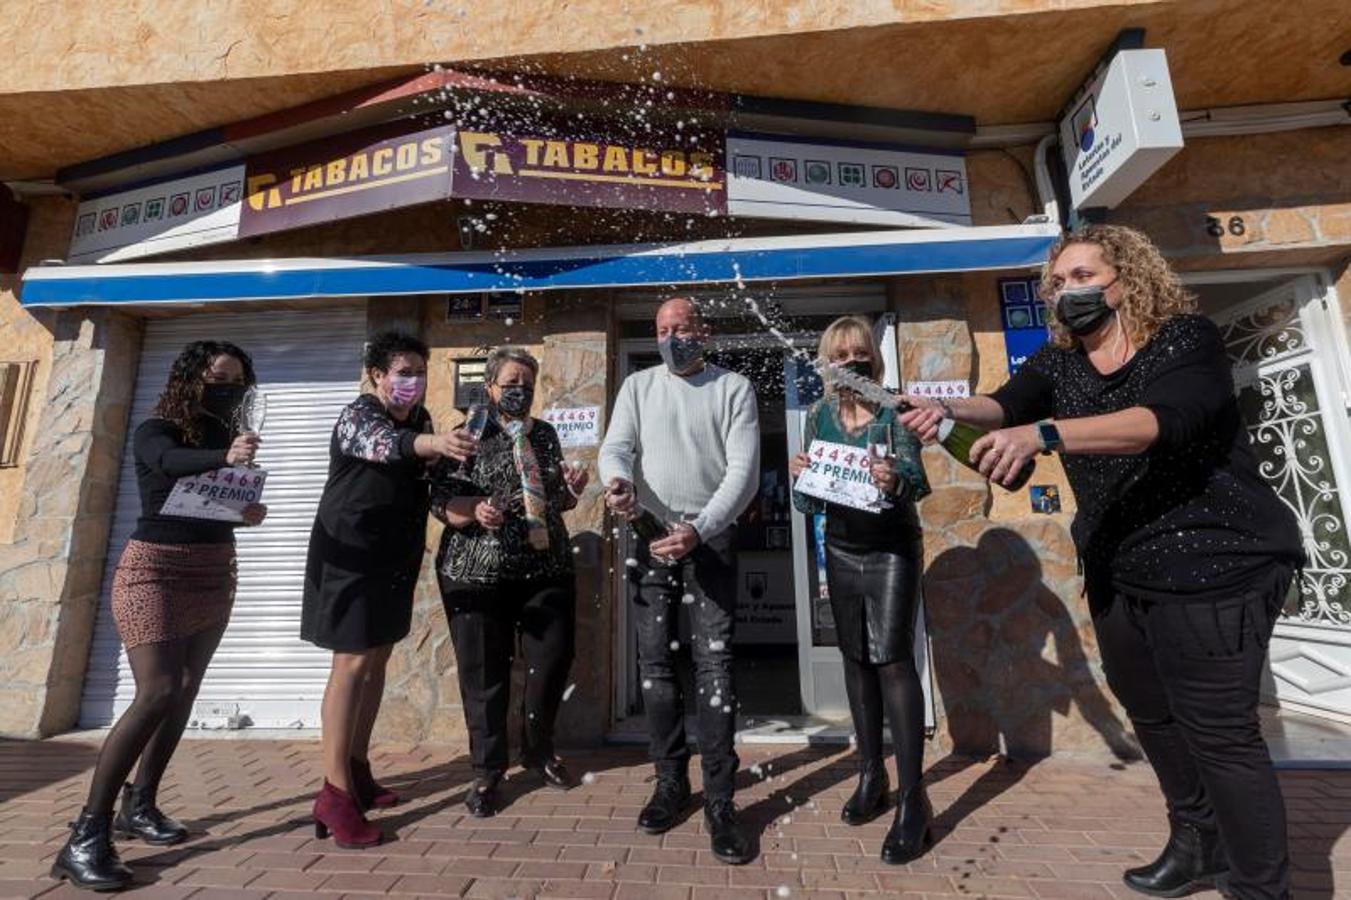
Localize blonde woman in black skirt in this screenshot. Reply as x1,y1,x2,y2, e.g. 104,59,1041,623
51,341,267,892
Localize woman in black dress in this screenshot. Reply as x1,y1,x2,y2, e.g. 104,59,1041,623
301,331,474,848
431,347,588,817
52,341,265,892
788,317,932,865
901,225,1304,900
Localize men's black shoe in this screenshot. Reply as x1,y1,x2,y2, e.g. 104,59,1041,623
532,758,576,791
637,774,691,835
1123,819,1227,898
705,798,753,865
464,774,502,818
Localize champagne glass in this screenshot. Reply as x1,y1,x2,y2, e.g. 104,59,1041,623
458,402,492,475
866,422,892,462
233,387,267,468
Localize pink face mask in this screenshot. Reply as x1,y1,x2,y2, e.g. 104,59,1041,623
385,374,426,407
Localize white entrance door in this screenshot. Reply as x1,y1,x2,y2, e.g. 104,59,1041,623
1213,276,1351,721
80,305,366,730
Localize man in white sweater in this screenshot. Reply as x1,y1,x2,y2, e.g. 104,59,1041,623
599,297,760,865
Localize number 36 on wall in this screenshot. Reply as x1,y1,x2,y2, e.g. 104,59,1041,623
1205,215,1246,237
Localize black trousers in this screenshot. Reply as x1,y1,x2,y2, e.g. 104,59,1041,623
442,575,576,777
1093,575,1292,900
629,532,739,801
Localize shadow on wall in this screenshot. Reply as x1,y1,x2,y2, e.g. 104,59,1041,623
924,526,1141,763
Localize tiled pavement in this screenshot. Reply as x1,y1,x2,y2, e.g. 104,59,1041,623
0,738,1348,899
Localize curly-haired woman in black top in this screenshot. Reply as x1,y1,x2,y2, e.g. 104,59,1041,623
52,341,267,892
901,226,1304,900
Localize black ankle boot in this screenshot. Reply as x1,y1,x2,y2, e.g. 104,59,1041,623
880,783,932,865
841,761,890,825
51,809,134,891
1123,819,1227,897
113,783,188,846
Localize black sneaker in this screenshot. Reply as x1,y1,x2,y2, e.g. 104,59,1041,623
464,774,502,818
705,798,753,865
532,758,576,791
636,774,691,835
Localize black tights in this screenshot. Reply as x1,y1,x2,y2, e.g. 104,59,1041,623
842,654,925,790
84,624,227,816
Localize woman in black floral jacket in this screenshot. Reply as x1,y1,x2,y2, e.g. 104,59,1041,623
301,332,474,849
431,346,588,818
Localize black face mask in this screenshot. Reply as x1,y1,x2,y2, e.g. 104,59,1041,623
840,360,873,381
1055,280,1118,336
496,384,534,418
658,334,705,374
201,383,247,422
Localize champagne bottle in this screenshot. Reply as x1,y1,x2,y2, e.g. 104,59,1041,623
630,505,672,544
936,418,1036,490
826,363,1036,491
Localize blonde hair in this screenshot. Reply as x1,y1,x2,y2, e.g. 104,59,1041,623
1041,224,1196,350
817,316,883,382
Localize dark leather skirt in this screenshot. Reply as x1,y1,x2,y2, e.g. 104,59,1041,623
825,540,923,665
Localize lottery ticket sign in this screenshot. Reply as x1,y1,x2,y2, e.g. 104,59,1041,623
540,406,601,448
160,467,268,523
905,380,970,399
793,439,888,513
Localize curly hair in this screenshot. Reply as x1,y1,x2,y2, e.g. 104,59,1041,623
1041,224,1196,350
151,341,257,446
364,330,429,373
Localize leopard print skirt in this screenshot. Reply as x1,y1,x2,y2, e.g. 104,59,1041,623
111,539,237,649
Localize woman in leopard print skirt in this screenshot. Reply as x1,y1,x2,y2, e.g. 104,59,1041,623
52,341,267,892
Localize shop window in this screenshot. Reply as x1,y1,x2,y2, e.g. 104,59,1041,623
454,358,487,410
0,361,36,467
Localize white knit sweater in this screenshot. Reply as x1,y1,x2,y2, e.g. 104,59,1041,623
598,363,760,541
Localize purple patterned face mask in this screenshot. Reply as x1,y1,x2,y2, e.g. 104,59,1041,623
385,374,426,407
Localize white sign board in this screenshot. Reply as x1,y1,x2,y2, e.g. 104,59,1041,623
906,380,971,400
793,439,889,513
1058,48,1183,210
68,165,245,264
161,467,267,522
726,133,972,227
540,406,601,448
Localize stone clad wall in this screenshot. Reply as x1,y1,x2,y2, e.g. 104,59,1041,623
1107,128,1351,267
0,197,145,738
891,274,1138,761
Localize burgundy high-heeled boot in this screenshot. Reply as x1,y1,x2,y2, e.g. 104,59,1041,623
351,758,398,810
312,780,382,849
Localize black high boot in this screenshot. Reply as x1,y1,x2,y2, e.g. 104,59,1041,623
841,760,890,825
50,810,133,891
113,783,188,846
1123,819,1227,898
880,783,932,865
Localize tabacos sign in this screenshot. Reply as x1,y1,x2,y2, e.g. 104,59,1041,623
239,122,454,237
453,128,726,215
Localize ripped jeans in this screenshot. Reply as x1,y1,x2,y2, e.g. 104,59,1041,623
1094,572,1293,900
629,531,739,801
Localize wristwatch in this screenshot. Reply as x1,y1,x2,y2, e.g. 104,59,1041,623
1035,419,1062,455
